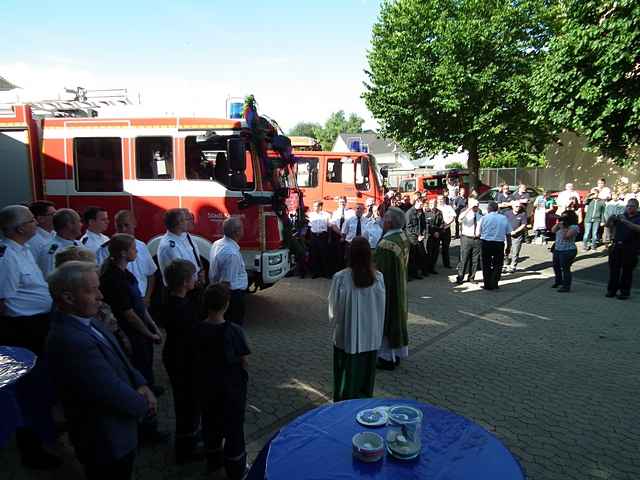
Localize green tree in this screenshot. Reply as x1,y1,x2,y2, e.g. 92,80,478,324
363,0,554,186
288,122,322,139
315,111,365,151
531,0,640,164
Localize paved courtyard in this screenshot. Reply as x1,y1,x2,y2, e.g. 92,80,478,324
2,241,639,480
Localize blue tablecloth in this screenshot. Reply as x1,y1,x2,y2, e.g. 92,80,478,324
265,398,524,480
0,347,37,448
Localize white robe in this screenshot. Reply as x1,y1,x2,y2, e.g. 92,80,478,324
328,269,385,355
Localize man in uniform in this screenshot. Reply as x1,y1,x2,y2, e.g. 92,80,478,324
341,203,368,262
437,195,456,268
157,209,203,287
37,208,83,278
329,197,354,274
495,183,513,214
308,201,331,278
606,198,640,300
424,198,444,274
404,196,428,280
456,198,483,284
0,205,60,469
375,207,409,371
208,217,248,325
453,187,467,239
26,200,56,258
80,206,110,254
504,200,528,273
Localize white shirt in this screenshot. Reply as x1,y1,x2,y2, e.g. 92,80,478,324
96,239,156,296
479,212,512,242
157,231,201,286
597,187,612,200
557,190,581,211
364,220,383,248
208,236,248,290
36,235,80,278
26,227,55,259
80,230,110,254
328,269,385,354
0,239,53,316
459,209,483,238
308,211,331,234
438,204,457,229
341,215,369,243
330,207,355,230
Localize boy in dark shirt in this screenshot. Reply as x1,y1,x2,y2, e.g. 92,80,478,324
504,201,529,273
189,283,250,479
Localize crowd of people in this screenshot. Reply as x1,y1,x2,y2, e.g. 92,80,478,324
0,203,251,480
1,177,639,479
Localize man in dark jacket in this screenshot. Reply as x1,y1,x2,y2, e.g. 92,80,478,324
46,261,154,480
424,199,444,274
404,197,428,280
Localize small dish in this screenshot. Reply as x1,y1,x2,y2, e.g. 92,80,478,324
352,432,385,463
356,408,388,427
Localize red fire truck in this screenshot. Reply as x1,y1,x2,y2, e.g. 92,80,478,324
0,103,293,290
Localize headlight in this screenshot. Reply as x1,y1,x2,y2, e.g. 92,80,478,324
268,254,283,266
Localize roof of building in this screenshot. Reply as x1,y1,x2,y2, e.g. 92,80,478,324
336,132,403,155
0,76,19,91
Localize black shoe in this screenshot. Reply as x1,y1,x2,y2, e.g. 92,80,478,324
617,294,630,300
429,270,438,274
376,359,395,371
557,287,570,293
455,276,464,285
551,283,560,288
151,385,166,397
481,285,493,290
21,451,63,470
605,291,617,298
394,358,401,367
444,265,453,269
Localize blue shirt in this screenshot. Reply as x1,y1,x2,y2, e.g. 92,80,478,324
479,212,512,242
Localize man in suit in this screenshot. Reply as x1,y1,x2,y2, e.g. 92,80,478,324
46,261,156,480
404,197,428,280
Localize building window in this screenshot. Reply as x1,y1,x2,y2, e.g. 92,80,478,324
326,157,354,184
136,137,174,180
295,157,318,188
74,137,123,192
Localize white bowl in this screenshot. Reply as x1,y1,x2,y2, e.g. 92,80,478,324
352,432,385,463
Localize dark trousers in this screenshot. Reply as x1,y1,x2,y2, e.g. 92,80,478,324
126,330,154,386
608,245,638,295
309,232,329,277
408,241,428,277
83,450,135,480
481,240,505,289
438,229,452,267
224,290,246,326
328,232,345,275
201,372,248,480
164,361,201,458
457,236,481,280
426,235,440,272
553,249,577,288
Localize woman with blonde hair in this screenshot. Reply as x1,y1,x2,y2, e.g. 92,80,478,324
328,236,385,401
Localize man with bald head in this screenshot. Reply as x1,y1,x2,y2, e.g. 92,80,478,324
36,208,83,278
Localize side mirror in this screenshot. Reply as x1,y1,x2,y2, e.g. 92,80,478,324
227,138,246,172
360,158,370,180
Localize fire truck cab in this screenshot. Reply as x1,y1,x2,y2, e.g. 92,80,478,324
0,104,290,290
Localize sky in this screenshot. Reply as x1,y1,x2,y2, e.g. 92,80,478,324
0,0,383,130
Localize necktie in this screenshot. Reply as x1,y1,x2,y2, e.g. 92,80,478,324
356,217,362,236
473,214,478,237
185,234,202,268
339,210,345,229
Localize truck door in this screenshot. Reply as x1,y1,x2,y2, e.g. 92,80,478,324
293,155,320,213
0,129,35,205
323,156,357,210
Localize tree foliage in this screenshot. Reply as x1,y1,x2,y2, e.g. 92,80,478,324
288,122,322,139
363,0,555,185
531,0,640,164
313,111,365,151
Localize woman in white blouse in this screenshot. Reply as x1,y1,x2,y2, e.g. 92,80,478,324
328,236,385,402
